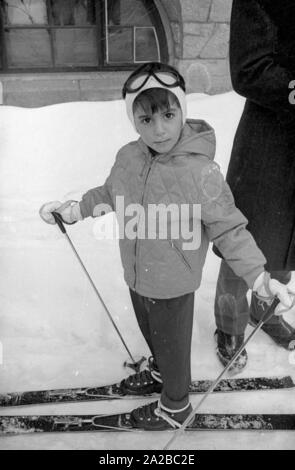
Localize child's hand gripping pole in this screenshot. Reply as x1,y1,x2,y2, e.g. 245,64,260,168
51,211,145,374
163,295,283,450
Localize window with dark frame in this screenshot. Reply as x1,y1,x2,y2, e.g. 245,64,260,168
0,0,168,72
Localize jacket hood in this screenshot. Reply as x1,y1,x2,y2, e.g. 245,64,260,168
175,119,216,160
139,118,216,161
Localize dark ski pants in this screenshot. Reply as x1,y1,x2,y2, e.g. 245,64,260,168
129,289,195,410
214,260,291,335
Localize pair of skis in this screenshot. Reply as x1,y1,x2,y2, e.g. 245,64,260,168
1,375,295,435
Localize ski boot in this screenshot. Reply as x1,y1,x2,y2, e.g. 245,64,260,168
120,356,163,395
130,399,193,430
215,329,248,374
249,315,295,350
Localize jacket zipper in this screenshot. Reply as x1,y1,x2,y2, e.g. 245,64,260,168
169,239,193,272
134,156,156,290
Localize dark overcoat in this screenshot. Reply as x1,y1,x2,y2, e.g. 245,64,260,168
224,0,295,270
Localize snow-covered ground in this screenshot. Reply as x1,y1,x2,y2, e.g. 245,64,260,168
0,92,294,450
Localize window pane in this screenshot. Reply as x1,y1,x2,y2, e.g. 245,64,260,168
135,27,159,62
107,0,153,26
5,29,52,67
50,0,95,26
53,29,97,66
3,0,48,25
106,0,161,64
107,27,133,63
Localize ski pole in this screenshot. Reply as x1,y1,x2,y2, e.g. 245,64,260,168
52,211,145,373
163,296,282,450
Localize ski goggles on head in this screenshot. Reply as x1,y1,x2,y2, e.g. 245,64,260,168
123,69,185,97
123,63,187,130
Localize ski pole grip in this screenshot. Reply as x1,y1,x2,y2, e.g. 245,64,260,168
52,211,66,234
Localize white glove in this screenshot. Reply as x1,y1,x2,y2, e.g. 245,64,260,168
253,271,295,315
274,272,295,315
39,200,82,225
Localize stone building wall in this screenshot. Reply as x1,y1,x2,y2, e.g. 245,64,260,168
172,0,232,93
136,0,233,94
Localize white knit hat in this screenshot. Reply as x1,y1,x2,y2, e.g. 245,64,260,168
124,75,187,131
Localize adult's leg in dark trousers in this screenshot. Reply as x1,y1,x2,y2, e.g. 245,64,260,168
145,293,195,410
214,260,249,336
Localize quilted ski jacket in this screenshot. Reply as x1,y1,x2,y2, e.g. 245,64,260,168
79,119,266,298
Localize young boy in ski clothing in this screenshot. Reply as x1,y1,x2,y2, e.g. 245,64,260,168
40,62,294,430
